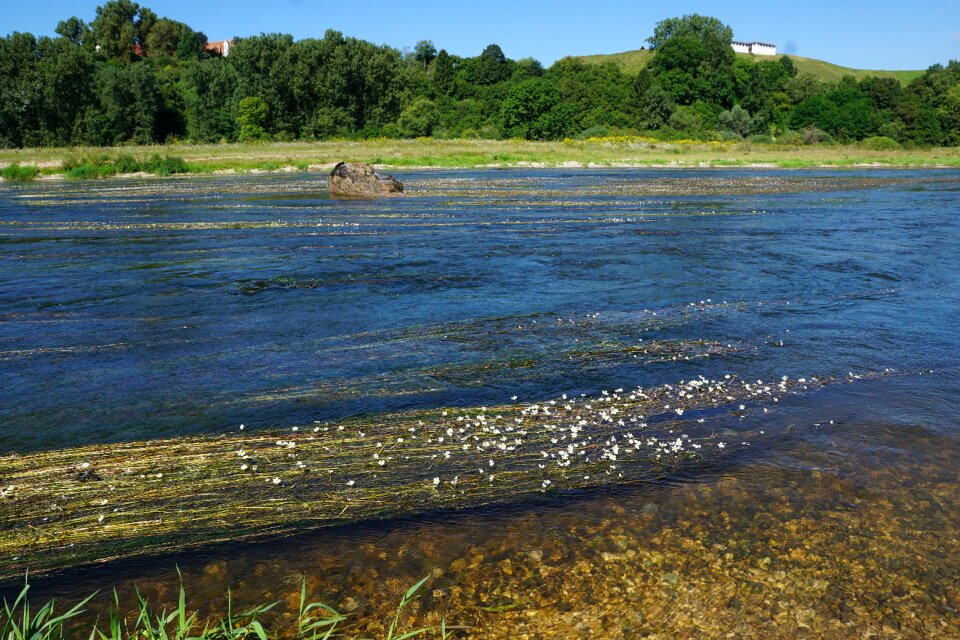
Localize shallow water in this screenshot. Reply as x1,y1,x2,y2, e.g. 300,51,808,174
1,169,959,637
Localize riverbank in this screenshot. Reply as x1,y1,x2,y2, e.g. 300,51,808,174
1,138,959,181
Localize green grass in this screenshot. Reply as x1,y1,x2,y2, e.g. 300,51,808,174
61,154,190,179
0,163,41,181
562,48,655,75
1,139,958,181
566,49,924,84
776,54,923,84
1,575,449,640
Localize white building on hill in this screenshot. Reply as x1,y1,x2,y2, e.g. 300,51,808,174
732,41,777,56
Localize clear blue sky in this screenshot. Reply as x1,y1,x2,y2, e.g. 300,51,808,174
4,0,959,71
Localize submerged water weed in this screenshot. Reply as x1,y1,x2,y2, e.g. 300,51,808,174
0,367,893,579
1,575,441,640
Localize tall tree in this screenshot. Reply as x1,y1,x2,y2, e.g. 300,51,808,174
471,44,513,85
89,0,156,61
413,40,436,69
55,17,91,47
647,14,733,52
431,49,455,95
82,62,161,144
144,17,184,58
647,15,735,107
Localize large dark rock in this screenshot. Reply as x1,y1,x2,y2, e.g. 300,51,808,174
328,162,403,197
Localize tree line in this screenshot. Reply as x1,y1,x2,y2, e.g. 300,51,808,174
2,3,959,148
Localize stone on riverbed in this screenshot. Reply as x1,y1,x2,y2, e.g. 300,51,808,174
328,162,403,197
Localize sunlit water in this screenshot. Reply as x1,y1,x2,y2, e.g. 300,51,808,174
1,169,959,638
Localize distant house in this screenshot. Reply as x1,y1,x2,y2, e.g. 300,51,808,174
206,40,233,57
731,41,777,56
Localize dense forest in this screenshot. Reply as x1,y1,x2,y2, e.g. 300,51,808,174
2,3,959,148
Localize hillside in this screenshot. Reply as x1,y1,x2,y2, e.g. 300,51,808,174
566,49,924,84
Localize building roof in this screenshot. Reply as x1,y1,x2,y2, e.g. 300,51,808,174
205,40,232,55
732,40,776,47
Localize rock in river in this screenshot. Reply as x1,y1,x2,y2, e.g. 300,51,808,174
328,162,403,197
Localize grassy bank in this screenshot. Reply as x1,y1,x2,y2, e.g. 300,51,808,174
0,138,958,181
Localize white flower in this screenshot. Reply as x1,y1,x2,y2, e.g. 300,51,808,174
346,480,355,487
272,477,281,485
240,464,248,471
432,477,440,486
717,442,726,449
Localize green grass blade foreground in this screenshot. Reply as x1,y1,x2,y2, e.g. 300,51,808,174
1,576,96,640
2,575,449,640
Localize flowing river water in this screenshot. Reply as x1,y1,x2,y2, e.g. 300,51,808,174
1,169,958,638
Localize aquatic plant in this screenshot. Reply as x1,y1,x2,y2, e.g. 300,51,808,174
0,367,894,580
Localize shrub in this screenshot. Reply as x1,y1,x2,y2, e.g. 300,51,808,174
577,126,610,139
237,96,270,142
878,121,907,143
777,130,803,146
65,165,102,179
747,134,774,144
861,136,901,151
63,154,189,179
142,154,189,175
113,154,141,174
718,105,752,138
0,163,40,181
801,125,833,145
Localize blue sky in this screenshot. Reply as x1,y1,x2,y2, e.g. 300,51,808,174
4,0,959,70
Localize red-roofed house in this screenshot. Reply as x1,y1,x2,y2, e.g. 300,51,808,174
206,40,233,57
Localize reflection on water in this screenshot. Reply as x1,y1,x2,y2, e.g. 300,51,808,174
1,169,959,637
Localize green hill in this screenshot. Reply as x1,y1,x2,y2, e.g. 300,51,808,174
566,49,924,85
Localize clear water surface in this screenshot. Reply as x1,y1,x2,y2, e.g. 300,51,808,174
1,169,958,638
